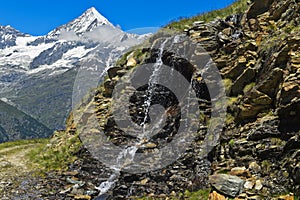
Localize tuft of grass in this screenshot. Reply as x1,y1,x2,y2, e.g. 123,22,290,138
165,0,248,31
116,50,133,67
228,139,235,147
226,113,236,125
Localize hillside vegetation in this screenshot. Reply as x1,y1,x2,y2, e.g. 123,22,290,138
166,0,248,31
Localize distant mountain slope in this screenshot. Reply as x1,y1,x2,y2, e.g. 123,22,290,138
0,7,148,140
0,100,52,143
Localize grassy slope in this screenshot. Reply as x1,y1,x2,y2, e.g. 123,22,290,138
165,0,248,31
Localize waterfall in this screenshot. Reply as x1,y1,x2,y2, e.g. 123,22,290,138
140,38,169,139
96,38,170,197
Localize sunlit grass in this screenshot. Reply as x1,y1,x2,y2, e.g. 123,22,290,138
165,0,248,31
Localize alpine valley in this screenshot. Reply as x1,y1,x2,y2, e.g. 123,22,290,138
0,7,147,142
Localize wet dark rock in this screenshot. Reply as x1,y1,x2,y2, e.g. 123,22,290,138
284,133,300,152
247,0,275,19
107,67,122,79
247,118,281,141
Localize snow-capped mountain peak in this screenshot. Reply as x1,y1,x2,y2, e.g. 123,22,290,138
86,7,111,25
0,7,149,133
48,7,113,37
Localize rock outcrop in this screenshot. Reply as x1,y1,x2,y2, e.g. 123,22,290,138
51,0,300,198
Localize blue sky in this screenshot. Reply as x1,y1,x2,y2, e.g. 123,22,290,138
0,0,236,36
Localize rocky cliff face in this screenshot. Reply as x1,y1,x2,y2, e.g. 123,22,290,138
75,0,299,198
187,0,300,198
1,0,299,199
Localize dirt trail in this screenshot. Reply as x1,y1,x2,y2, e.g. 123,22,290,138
0,144,37,177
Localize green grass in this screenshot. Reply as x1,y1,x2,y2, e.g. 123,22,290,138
165,0,248,31
0,139,47,151
116,50,134,67
184,189,211,199
258,20,300,54
27,131,82,172
135,189,210,200
226,113,235,125
261,160,272,174
228,139,235,147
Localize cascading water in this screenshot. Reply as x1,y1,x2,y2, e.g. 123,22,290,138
140,38,169,139
96,38,170,197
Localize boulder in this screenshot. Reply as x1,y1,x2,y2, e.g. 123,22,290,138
257,68,284,98
222,56,247,79
126,57,137,67
231,67,256,96
237,89,272,120
247,0,275,19
107,67,122,79
209,174,245,197
254,180,263,191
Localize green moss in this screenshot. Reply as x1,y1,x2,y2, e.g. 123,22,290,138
261,160,272,174
217,168,231,174
227,97,238,107
166,0,248,31
243,82,256,94
257,110,275,118
223,78,233,95
184,189,211,199
270,138,286,146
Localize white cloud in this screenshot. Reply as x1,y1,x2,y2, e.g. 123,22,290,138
58,30,80,41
